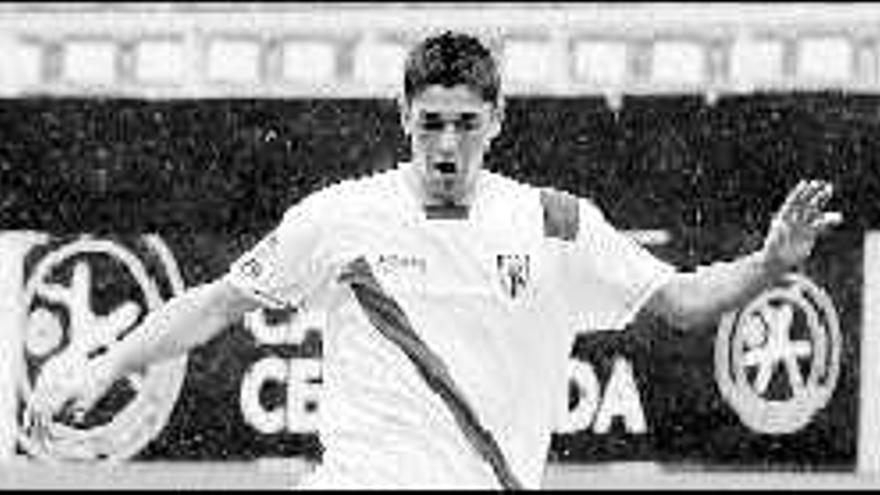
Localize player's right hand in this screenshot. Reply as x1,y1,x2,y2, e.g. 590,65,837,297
27,350,116,429
761,179,842,272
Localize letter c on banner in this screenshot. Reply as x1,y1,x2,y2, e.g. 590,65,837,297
240,356,288,435
240,357,322,435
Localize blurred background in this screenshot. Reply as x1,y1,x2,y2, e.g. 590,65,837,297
1,1,880,488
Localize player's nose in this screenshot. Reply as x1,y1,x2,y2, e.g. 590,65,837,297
437,126,460,152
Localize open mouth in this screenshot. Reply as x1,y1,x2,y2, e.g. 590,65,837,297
433,161,457,175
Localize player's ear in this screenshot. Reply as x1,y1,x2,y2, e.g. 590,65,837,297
486,96,505,141
398,93,413,137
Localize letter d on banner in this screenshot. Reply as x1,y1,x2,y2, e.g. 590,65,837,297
0,231,47,462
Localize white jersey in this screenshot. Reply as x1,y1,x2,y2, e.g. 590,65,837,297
225,163,674,489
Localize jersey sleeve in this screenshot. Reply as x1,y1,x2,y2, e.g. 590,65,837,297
223,197,333,310
559,199,675,332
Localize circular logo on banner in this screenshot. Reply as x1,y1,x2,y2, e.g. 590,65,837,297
714,273,841,434
17,235,187,461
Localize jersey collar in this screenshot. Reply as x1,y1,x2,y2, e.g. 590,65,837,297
396,162,488,222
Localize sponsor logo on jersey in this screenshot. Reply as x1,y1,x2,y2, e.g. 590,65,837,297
376,253,427,276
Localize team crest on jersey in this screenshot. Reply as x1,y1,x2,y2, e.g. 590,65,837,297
496,254,530,299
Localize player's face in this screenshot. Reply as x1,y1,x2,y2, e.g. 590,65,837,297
401,84,502,206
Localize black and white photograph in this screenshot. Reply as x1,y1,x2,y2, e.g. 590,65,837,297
0,1,876,489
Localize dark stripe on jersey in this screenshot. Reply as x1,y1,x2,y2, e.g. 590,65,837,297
540,188,579,241
250,286,294,310
338,257,523,490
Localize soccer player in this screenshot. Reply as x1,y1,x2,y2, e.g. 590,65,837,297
29,31,841,489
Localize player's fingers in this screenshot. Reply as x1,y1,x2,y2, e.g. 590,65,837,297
779,180,812,221
24,400,51,441
800,180,833,209
814,211,844,232
27,386,53,420
73,388,104,419
784,180,834,224
23,399,40,434
780,180,809,211
797,182,835,226
32,378,77,420
811,181,834,209
800,180,829,209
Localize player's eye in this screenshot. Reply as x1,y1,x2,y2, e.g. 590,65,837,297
417,113,484,133
418,115,446,132
454,114,481,132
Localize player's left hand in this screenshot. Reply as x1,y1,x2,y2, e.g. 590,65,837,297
26,350,115,435
761,179,843,271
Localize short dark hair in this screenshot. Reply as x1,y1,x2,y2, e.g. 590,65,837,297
403,31,501,104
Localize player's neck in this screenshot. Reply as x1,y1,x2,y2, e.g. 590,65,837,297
399,162,479,220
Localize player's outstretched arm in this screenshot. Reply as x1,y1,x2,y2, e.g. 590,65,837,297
644,179,842,330
102,277,261,375
29,277,261,422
